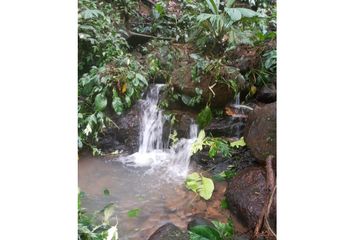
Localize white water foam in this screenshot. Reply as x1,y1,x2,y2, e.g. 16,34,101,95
118,84,198,179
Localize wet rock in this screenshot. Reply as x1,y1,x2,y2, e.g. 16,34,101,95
226,167,276,231
205,116,246,138
244,103,276,163
98,103,141,154
191,147,258,175
148,223,189,240
171,58,242,108
256,84,276,103
187,217,215,230
225,45,261,74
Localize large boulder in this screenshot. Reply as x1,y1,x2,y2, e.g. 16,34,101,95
171,56,243,108
148,223,189,240
226,167,276,231
98,103,141,154
244,102,276,163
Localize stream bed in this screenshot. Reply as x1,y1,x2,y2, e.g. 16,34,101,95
79,152,231,239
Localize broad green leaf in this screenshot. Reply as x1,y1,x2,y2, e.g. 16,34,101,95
230,137,246,148
95,93,107,111
191,130,206,154
185,172,214,200
127,208,140,218
135,73,148,86
197,13,213,22
225,8,241,21
112,96,123,115
226,0,236,8
199,176,214,200
189,225,220,240
237,8,260,18
206,0,220,15
197,106,212,129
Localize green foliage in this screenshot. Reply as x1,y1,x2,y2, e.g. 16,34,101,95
78,191,118,240
213,166,237,181
127,208,141,218
220,198,228,209
197,105,213,129
78,0,127,77
230,137,246,148
190,0,262,53
185,172,214,200
189,219,234,240
169,130,179,146
78,56,148,154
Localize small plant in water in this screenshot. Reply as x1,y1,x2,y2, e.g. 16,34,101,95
78,191,119,240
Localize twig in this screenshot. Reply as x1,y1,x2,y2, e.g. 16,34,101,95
252,155,275,239
265,185,277,238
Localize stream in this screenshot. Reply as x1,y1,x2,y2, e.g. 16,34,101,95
78,85,230,239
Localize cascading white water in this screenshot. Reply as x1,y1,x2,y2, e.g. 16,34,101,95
118,84,198,179
138,84,165,153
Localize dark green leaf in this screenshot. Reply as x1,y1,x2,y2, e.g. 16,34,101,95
94,93,107,111
112,96,123,115
197,106,212,129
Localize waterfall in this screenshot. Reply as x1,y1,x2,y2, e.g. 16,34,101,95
118,84,198,179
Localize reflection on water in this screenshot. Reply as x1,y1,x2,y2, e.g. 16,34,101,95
79,153,230,240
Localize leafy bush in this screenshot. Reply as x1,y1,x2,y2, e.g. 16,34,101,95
78,56,148,154
192,130,246,159
189,0,262,54
78,0,128,77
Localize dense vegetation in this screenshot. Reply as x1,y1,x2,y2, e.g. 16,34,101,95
78,0,276,155
78,0,276,239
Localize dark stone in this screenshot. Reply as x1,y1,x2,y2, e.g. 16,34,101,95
244,103,276,163
225,45,261,74
226,167,276,231
171,59,242,108
205,116,246,138
187,216,215,231
256,84,276,103
191,146,259,175
148,223,189,240
97,103,141,154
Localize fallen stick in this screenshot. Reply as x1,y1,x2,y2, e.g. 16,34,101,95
252,155,275,239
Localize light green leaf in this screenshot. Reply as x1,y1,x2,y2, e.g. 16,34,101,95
95,93,107,111
199,176,214,200
225,8,242,21
237,8,260,18
185,172,214,200
230,137,246,148
197,13,213,22
191,130,206,154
